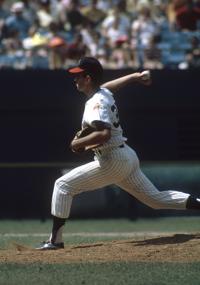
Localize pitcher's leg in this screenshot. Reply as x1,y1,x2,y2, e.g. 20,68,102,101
51,159,121,219
45,158,125,248
51,179,74,219
42,161,101,248
118,168,190,210
51,161,99,219
51,152,132,220
45,145,138,249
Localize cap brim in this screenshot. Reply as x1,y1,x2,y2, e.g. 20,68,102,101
68,67,85,73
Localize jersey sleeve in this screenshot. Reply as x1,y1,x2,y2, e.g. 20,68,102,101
88,99,111,128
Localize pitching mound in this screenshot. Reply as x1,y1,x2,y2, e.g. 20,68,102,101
1,233,200,264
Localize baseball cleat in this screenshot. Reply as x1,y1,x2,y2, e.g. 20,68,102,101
35,241,64,250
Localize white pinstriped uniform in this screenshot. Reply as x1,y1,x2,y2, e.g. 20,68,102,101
51,88,189,218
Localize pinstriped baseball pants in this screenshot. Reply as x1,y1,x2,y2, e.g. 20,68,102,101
51,144,190,218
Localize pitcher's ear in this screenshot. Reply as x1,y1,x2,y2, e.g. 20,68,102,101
86,74,92,82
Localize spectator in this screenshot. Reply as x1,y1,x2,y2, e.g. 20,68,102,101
3,2,31,40
97,0,118,12
102,11,132,68
131,6,160,68
136,0,151,11
36,0,54,31
48,36,68,69
0,0,10,20
50,0,70,26
0,0,10,40
0,29,28,69
66,32,88,60
143,34,163,69
28,47,49,69
81,0,106,27
185,35,200,67
174,0,200,30
0,0,199,70
101,5,131,38
52,0,70,32
126,0,138,12
81,24,104,56
59,0,86,32
117,0,134,20
152,0,169,25
105,14,129,47
21,0,37,24
22,21,49,48
166,0,177,28
109,40,133,68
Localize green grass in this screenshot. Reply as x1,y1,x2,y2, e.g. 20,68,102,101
0,262,200,285
0,218,199,285
0,217,199,248
0,216,199,233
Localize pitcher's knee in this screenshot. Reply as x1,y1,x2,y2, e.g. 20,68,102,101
54,178,74,196
54,178,65,190
52,179,74,219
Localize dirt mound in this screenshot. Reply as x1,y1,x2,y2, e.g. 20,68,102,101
1,233,200,264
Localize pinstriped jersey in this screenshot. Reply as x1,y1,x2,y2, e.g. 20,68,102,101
82,87,127,148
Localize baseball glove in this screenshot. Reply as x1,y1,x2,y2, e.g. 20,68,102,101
72,125,101,152
74,126,96,140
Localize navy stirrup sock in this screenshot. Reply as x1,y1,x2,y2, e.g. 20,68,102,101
186,196,200,210
51,216,66,243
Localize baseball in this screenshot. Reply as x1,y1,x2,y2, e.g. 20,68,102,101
141,70,151,80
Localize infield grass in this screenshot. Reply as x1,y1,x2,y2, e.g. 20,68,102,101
0,262,200,285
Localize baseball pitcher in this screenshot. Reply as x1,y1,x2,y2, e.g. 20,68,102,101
37,57,200,250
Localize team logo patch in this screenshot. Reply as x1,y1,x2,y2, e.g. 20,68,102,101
93,103,101,110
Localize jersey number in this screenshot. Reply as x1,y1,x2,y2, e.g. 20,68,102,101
111,104,120,128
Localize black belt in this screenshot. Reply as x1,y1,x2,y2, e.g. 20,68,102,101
95,144,124,155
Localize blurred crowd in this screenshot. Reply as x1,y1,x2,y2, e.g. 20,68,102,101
0,0,200,70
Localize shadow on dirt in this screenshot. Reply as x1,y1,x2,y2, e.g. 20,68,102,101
133,234,200,246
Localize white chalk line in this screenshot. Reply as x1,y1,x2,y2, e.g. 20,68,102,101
0,232,189,238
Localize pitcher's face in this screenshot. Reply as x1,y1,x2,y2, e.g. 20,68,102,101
74,73,87,92
74,73,93,95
